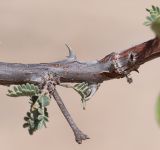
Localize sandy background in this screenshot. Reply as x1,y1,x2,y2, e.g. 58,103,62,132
0,0,160,150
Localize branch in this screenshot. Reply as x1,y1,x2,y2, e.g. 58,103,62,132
99,37,160,82
0,38,160,86
47,81,89,144
0,36,160,143
2,37,160,143
2,5,160,144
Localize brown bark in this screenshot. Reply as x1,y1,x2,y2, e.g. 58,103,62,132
0,38,159,86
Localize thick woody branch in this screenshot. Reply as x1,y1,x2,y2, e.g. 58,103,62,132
0,38,159,86
99,37,160,81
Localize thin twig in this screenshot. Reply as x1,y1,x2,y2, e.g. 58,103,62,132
47,82,89,144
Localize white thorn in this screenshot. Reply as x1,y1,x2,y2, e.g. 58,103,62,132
65,43,77,60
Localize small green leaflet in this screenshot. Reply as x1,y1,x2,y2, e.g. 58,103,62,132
144,5,160,37
38,95,50,107
7,83,39,97
73,82,91,109
144,5,160,26
73,82,91,99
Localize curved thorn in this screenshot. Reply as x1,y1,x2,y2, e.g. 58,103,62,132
65,43,77,60
134,69,139,73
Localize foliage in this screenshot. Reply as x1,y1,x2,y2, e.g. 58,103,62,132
73,82,91,109
7,83,39,97
7,83,50,134
144,5,160,26
23,95,50,134
144,5,160,37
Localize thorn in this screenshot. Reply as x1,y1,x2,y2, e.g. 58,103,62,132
65,43,77,60
133,69,139,73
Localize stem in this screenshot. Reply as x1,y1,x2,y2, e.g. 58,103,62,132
0,38,160,86
47,82,89,144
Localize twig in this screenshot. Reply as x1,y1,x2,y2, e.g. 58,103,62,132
47,81,89,144
0,38,159,86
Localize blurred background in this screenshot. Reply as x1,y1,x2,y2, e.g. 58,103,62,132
0,0,160,150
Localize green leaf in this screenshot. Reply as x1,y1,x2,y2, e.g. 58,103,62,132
151,14,156,20
43,116,49,122
24,117,29,121
8,89,12,93
7,93,18,97
38,108,44,114
144,5,160,29
30,84,35,90
143,21,151,26
30,84,39,94
23,123,29,128
34,86,40,94
22,84,27,89
26,83,31,90
44,108,49,117
38,95,50,107
15,84,51,135
37,120,45,129
38,115,44,121
146,16,153,22
26,112,31,118
16,91,23,96
14,86,18,92
146,8,150,12
73,82,91,99
28,119,35,129
152,5,156,11
156,7,160,13
17,85,23,92
28,129,34,135
7,83,40,97
151,16,160,37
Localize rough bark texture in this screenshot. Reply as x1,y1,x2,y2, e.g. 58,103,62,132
1,37,160,144
0,38,159,86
